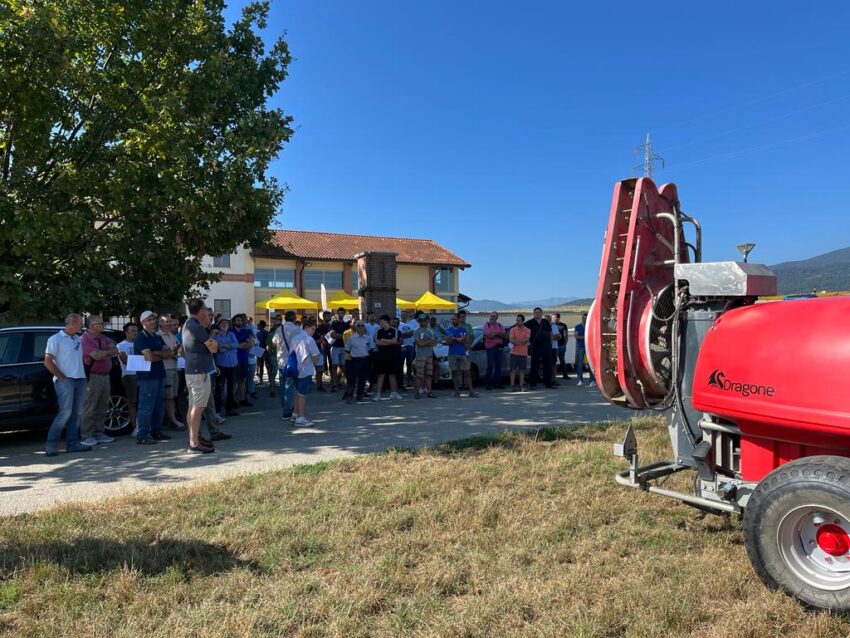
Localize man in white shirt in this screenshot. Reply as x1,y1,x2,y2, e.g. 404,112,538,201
290,317,319,427
116,322,139,435
272,310,302,420
43,313,92,456
399,310,420,387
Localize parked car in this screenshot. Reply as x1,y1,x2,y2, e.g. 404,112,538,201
435,325,579,384
0,325,132,435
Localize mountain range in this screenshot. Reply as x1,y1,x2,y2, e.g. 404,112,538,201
769,246,850,295
465,246,850,309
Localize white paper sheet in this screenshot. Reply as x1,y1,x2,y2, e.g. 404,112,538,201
324,332,335,345
249,345,265,357
126,354,151,372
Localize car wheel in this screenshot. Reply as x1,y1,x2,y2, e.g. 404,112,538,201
103,394,132,436
743,455,850,611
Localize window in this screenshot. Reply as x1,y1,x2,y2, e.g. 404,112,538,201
29,333,50,362
351,270,359,291
213,299,231,319
254,267,295,289
434,267,454,293
304,269,343,289
0,333,23,365
212,254,231,268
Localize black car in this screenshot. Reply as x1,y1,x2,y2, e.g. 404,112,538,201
0,325,132,435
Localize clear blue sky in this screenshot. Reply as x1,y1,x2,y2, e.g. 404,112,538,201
226,1,850,300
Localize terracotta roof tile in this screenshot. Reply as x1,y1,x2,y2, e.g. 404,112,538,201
254,230,470,268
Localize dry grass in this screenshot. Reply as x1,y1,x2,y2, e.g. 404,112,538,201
0,418,848,637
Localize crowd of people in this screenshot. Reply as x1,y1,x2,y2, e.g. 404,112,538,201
41,302,595,456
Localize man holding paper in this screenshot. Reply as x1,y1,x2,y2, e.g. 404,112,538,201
134,310,175,445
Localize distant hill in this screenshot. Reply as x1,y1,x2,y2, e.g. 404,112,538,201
769,247,850,295
465,296,578,312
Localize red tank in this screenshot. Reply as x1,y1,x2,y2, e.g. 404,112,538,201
692,296,850,481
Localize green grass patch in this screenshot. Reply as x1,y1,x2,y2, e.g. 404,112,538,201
0,417,845,637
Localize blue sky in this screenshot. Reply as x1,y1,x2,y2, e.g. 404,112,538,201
226,1,850,300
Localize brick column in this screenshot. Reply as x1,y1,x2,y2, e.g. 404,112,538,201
355,251,397,317
342,262,352,294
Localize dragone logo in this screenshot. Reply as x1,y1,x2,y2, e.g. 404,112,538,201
707,369,775,398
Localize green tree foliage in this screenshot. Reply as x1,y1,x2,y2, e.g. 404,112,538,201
0,0,293,319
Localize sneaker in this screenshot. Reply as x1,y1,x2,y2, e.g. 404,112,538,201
187,444,215,454
589,381,596,387
166,421,186,431
94,433,115,444
372,394,381,402
294,416,314,427
66,444,93,453
454,391,461,398
520,385,528,393
80,436,98,447
136,437,158,445
427,392,437,398
389,392,403,400
44,450,59,457
211,432,232,441
151,433,172,441
577,380,583,386
215,415,226,425
282,411,293,419
468,391,479,398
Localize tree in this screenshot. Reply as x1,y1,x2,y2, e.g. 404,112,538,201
0,0,293,320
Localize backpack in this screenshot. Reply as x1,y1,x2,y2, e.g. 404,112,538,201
281,329,300,378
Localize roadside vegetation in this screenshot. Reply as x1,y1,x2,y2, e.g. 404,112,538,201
0,418,847,637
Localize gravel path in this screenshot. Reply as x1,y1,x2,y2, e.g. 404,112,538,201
0,382,627,516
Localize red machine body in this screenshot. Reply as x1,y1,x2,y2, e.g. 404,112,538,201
591,177,850,610
692,296,850,481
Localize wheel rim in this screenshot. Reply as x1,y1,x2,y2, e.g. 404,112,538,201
103,395,130,434
777,505,850,591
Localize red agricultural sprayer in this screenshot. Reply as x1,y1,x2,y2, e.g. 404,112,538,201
588,177,850,610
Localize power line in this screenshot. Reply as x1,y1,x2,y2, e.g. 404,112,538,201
633,133,664,178
651,68,850,134
663,92,850,153
663,122,850,173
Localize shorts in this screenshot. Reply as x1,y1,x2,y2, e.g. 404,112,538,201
374,349,399,376
185,372,212,408
510,354,527,372
414,356,433,378
449,354,470,372
236,361,249,381
164,368,178,399
330,347,345,366
296,376,312,396
122,375,138,404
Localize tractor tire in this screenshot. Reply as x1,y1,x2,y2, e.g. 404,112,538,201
743,455,850,611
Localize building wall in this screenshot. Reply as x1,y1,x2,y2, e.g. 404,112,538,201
201,246,464,317
396,264,431,300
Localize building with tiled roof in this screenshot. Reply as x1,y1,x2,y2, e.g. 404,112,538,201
201,229,470,318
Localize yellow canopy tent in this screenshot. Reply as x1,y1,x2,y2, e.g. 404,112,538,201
413,291,457,311
256,290,319,310
322,290,360,311
396,297,417,310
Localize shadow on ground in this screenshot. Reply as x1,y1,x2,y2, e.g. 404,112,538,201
0,537,257,576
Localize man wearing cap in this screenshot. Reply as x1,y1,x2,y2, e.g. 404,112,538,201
134,310,175,444
43,313,92,456
412,312,437,398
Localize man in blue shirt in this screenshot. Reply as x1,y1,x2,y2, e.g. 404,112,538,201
134,310,176,444
444,313,478,398
573,312,595,387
